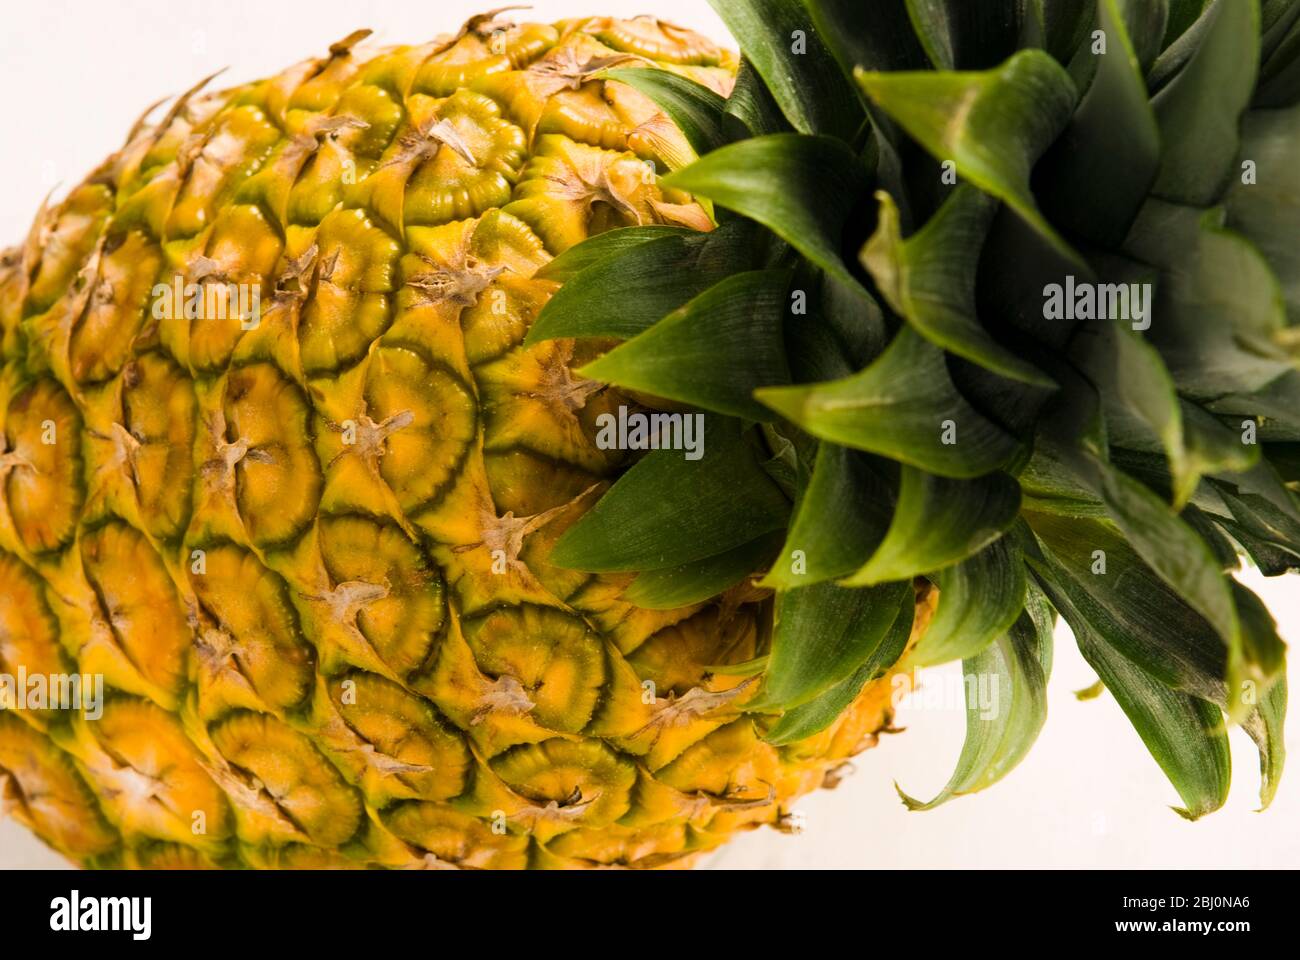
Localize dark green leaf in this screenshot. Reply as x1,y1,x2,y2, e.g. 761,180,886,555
621,532,782,610
757,326,1022,477
1232,580,1287,697
1073,620,1232,820
843,465,1022,585
1182,502,1244,569
723,58,792,137
662,134,869,291
1209,370,1300,441
1148,0,1216,91
1035,0,1161,246
534,225,693,283
905,0,1023,70
862,186,1055,386
763,591,915,744
1072,317,1201,507
1165,0,1212,45
1216,516,1300,573
1211,464,1300,564
856,50,1081,262
579,269,792,421
755,579,913,710
903,535,1028,668
1022,0,1099,66
761,443,894,590
1180,400,1261,480
1123,0,1175,73
1019,445,1110,517
1226,104,1300,319
526,221,759,344
899,599,1052,809
1027,513,1228,702
975,207,1088,349
1079,456,1257,718
708,0,865,140
550,417,789,571
786,270,891,383
815,270,892,372
808,0,931,76
1256,8,1300,105
1150,0,1261,205
1123,200,1291,400
1262,0,1300,53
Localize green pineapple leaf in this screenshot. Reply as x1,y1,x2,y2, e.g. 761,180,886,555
621,533,783,610
808,0,931,77
760,443,895,590
902,535,1028,668
856,49,1081,262
527,220,759,344
1072,316,1198,507
534,224,693,283
706,0,865,141
1226,103,1300,318
763,590,915,744
1122,0,1178,73
754,579,913,711
841,464,1022,585
1035,0,1161,247
1077,455,1263,720
1123,201,1291,400
1021,0,1098,65
861,185,1055,386
756,326,1022,477
1211,467,1300,565
1166,0,1214,46
661,134,870,291
898,590,1052,810
1151,0,1260,205
723,57,793,137
1256,5,1300,104
1027,513,1227,702
904,0,1023,71
1243,674,1288,808
550,417,789,572
578,269,793,421
1069,606,1232,820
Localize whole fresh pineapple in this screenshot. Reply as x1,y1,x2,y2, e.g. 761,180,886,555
1,0,1298,869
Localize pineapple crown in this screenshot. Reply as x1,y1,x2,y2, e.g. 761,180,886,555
535,0,1300,817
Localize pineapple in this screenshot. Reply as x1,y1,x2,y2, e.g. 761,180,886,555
1,0,1298,869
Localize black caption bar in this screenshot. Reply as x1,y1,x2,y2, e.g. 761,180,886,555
0,868,1282,947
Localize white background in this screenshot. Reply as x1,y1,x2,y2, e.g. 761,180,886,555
1,0,1297,870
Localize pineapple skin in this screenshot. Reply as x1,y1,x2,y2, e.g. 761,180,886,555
0,14,928,869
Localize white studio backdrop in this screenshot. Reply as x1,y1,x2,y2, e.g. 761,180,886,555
1,0,1296,870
